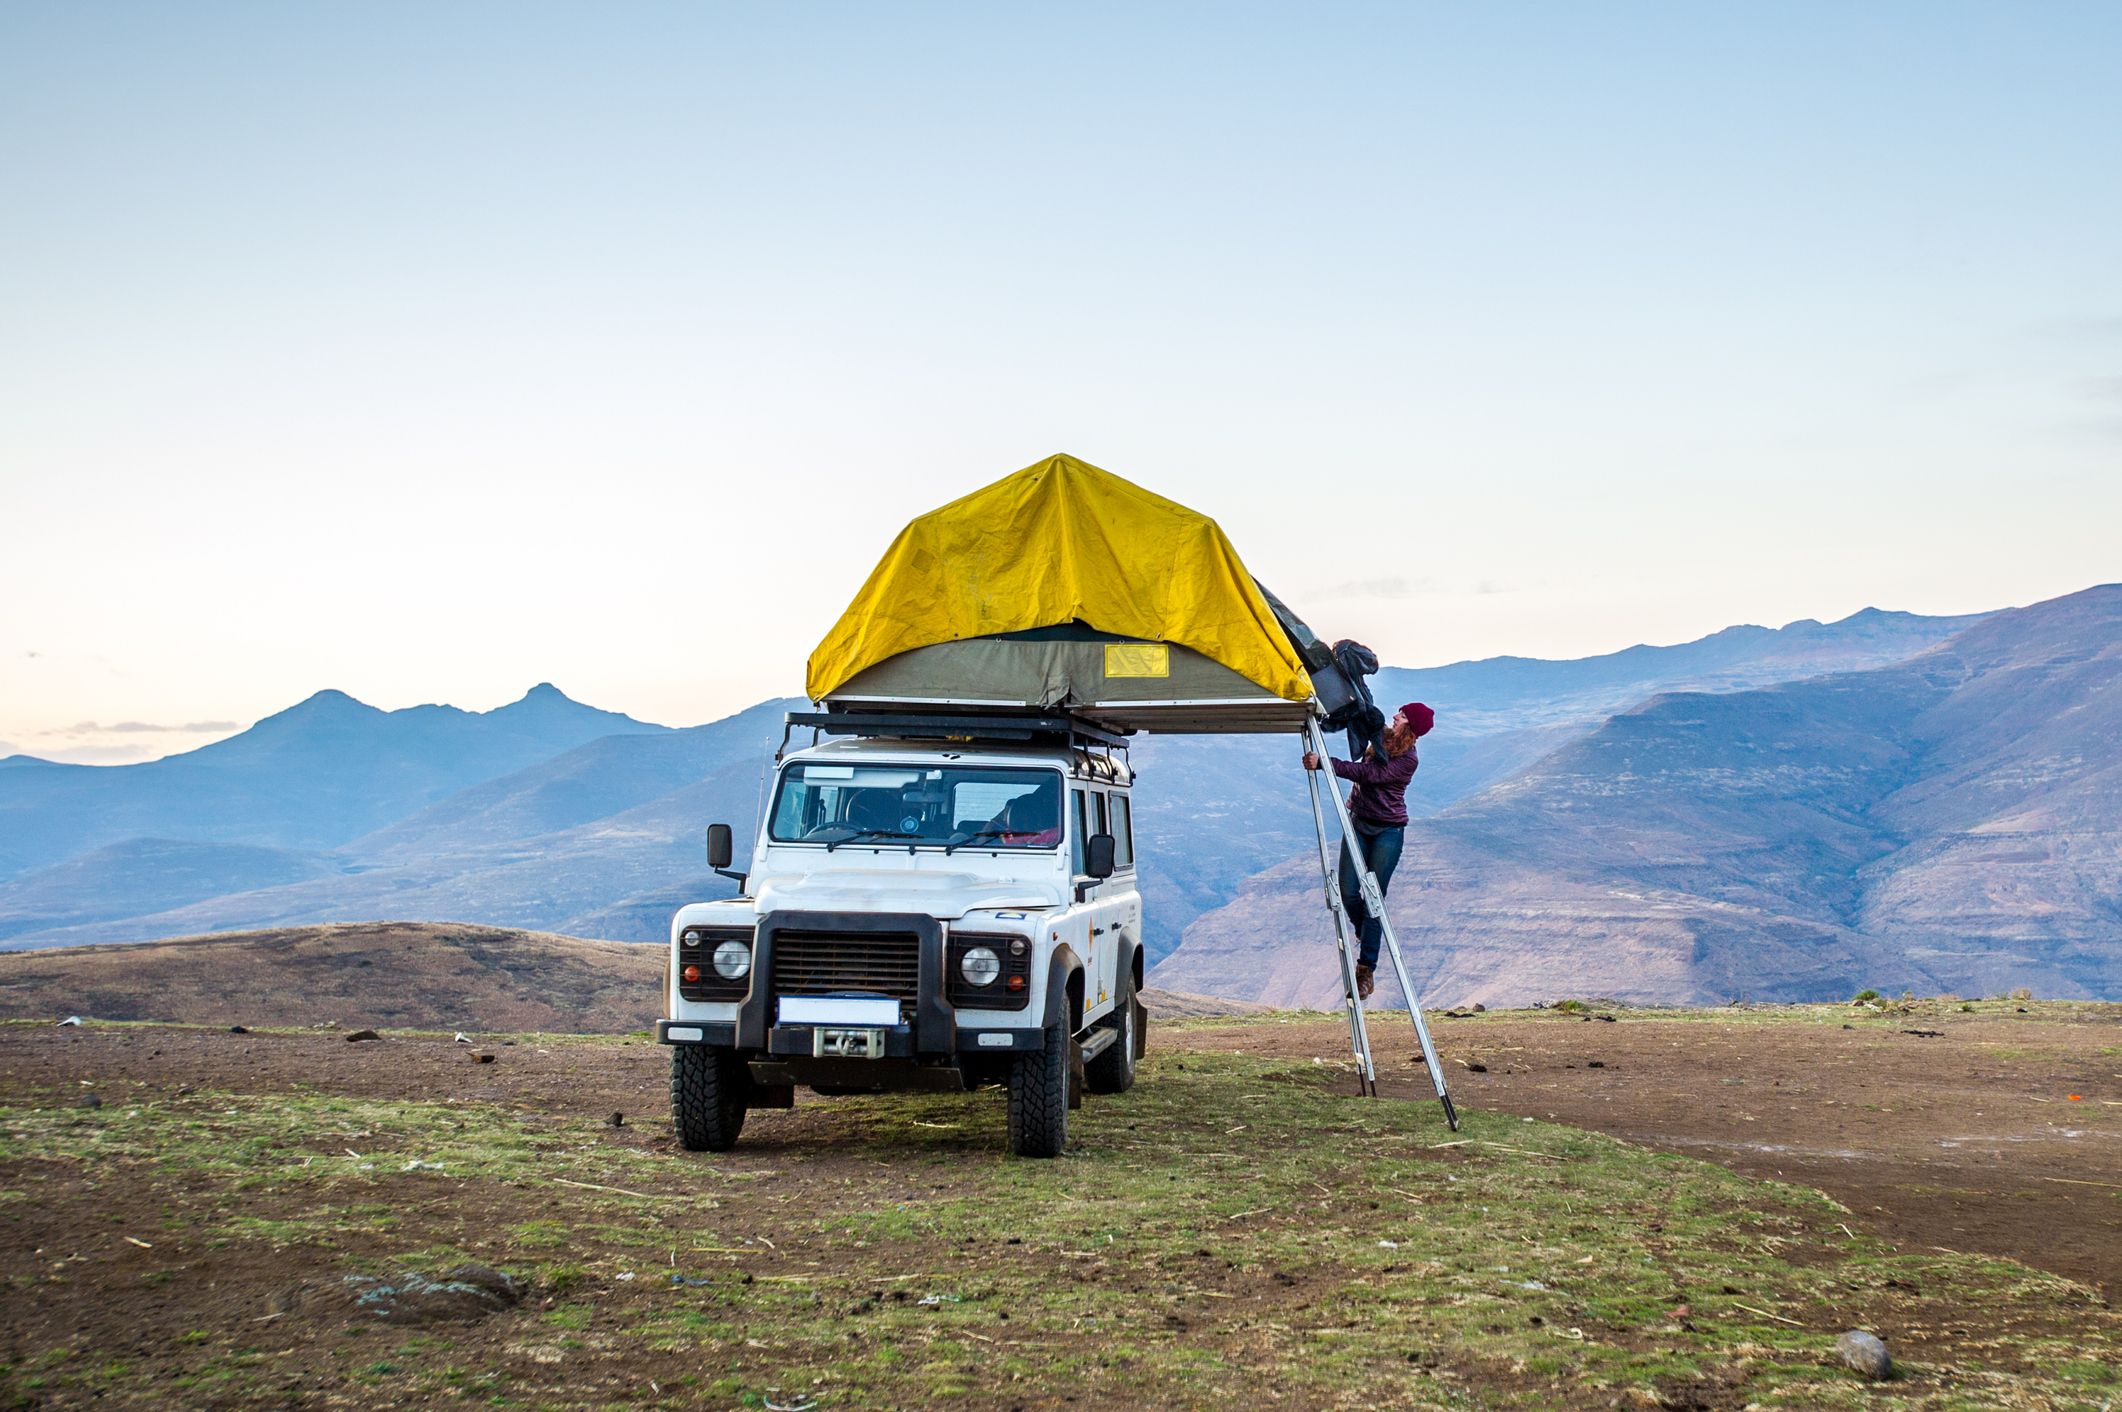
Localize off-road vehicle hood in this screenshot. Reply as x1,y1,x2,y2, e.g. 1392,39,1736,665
750,867,1062,918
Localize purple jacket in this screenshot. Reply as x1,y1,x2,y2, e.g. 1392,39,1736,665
1332,745,1419,828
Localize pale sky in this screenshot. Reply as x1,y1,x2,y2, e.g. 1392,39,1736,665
4,3,2118,763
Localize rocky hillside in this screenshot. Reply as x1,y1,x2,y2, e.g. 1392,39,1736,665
1154,585,2122,1006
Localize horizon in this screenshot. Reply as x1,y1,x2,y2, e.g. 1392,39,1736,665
7,584,2094,767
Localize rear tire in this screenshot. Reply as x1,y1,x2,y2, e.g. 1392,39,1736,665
671,1044,749,1152
1084,971,1140,1095
1007,1016,1072,1158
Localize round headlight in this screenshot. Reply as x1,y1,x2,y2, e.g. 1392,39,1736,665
711,938,752,980
959,945,1001,987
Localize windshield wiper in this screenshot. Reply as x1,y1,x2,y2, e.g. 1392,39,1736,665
944,828,1015,855
821,827,922,853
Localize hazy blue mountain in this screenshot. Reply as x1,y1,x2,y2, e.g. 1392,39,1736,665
350,697,799,862
1124,604,1988,959
6,757,769,950
0,838,342,942
1365,605,1992,734
0,684,662,878
1155,585,2122,1005
0,603,1999,956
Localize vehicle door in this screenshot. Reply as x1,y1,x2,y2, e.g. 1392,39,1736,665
1080,786,1127,1023
1065,784,1107,1029
1103,787,1142,1003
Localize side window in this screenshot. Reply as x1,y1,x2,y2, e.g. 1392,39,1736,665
1070,790,1088,874
1091,790,1109,837
1110,793,1134,869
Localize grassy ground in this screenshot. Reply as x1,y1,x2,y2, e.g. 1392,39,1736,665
1,1032,2117,1409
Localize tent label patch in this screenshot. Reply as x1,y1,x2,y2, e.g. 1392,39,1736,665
1104,643,1169,678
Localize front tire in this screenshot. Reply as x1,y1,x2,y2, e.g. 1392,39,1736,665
671,1044,749,1152
1084,971,1141,1095
1007,1016,1072,1158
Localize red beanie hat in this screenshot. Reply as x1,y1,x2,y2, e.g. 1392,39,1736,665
1400,702,1435,737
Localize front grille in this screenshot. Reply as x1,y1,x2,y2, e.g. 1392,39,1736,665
771,930,921,1002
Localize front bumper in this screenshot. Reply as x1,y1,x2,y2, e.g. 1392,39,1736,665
662,911,1047,1063
655,1017,1041,1053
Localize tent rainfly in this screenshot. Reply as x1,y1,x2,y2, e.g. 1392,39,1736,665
805,453,1351,734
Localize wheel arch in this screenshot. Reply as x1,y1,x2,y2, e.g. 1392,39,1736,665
1042,946,1084,1037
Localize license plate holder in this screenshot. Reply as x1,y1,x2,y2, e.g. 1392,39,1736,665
814,1027,887,1059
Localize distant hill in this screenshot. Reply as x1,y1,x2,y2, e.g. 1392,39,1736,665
349,698,796,862
0,838,343,943
0,684,663,879
0,609,1996,959
1370,606,1992,735
1126,603,1990,956
0,922,1274,1033
1154,585,2122,1006
0,922,667,1032
0,745,784,951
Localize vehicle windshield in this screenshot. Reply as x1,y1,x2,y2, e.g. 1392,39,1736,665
767,763,1066,850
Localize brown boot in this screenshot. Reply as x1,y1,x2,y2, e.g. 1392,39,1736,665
1355,964,1376,1000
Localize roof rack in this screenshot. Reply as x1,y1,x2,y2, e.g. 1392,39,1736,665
777,709,1131,766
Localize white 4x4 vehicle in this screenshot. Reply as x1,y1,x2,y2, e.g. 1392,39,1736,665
656,714,1147,1158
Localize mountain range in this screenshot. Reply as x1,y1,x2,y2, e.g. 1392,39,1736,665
8,594,2114,1004
1151,585,2122,1005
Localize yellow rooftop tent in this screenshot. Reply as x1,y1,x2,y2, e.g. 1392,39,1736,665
805,453,1321,733
796,450,1457,1125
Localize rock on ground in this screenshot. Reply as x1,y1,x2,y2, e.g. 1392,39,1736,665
1834,1329,1892,1379
333,1263,523,1325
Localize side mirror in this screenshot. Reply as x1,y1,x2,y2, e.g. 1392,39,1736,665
1084,832,1116,880
706,823,734,870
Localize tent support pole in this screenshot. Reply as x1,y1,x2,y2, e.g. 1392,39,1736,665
1306,716,1459,1131
1301,728,1377,1097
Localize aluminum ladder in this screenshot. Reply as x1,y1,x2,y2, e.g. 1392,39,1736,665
1301,715,1459,1130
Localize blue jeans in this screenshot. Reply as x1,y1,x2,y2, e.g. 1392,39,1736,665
1336,821,1405,969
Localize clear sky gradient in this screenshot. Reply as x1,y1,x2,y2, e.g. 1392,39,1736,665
4,3,2118,762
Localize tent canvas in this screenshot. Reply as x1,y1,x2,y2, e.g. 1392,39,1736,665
801,451,1457,1123
806,454,1345,734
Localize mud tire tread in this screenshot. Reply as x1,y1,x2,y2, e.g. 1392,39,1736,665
671,1044,748,1152
1008,1018,1070,1158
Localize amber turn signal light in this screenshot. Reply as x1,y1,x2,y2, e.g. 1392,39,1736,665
681,964,702,983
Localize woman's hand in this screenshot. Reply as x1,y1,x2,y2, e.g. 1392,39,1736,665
1302,751,1322,771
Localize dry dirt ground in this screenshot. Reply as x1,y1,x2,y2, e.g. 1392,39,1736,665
1178,1001,2122,1298
0,1002,2115,1409
10,1001,2110,1296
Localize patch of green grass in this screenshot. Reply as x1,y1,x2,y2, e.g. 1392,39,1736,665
509,1219,572,1249
540,1260,590,1296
